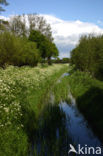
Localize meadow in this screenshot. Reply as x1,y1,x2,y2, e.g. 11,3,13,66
0,64,68,156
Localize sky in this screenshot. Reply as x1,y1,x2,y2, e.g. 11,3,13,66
1,0,103,58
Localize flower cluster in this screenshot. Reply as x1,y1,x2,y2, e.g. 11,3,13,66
0,64,65,129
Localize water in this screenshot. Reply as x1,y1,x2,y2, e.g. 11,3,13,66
60,99,101,146
59,100,102,155
57,72,69,83
31,73,103,156
30,104,70,156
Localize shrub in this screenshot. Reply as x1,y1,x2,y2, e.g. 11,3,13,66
0,32,40,67
70,35,103,80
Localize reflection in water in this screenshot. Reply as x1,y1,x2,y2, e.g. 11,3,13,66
30,99,102,155
30,73,102,155
60,101,101,146
30,104,72,156
59,100,102,156
57,72,69,83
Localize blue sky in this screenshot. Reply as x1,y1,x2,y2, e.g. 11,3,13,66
2,0,103,25
1,0,103,58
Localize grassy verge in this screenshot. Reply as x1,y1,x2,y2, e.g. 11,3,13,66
0,64,68,156
51,67,103,141
68,70,103,141
52,75,70,104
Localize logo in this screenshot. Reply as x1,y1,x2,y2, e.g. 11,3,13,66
68,144,102,155
68,144,77,154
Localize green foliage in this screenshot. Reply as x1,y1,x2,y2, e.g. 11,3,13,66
0,127,28,156
29,30,59,64
50,66,103,141
0,64,68,155
52,57,70,64
68,70,103,140
52,76,70,103
27,14,53,41
0,0,8,12
70,35,103,80
61,57,70,63
0,32,40,67
29,30,46,58
0,19,9,32
0,14,59,66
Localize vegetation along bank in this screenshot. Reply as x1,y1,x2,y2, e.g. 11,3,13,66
0,64,68,156
69,34,103,141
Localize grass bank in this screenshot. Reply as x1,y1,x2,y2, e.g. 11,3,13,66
51,67,103,141
68,70,103,141
0,64,68,156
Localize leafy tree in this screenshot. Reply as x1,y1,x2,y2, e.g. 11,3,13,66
0,0,8,12
29,30,46,59
0,32,40,67
0,13,58,66
46,42,59,65
28,14,53,41
0,19,9,32
29,30,58,64
8,14,53,40
70,34,103,80
61,58,70,63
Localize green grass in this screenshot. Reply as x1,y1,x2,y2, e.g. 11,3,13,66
51,67,103,141
52,76,70,104
51,66,73,104
67,70,103,141
2,63,103,154
0,64,68,156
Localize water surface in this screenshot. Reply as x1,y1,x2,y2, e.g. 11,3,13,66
31,73,102,155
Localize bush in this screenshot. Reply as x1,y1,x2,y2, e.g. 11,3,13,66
0,32,40,67
70,35,103,80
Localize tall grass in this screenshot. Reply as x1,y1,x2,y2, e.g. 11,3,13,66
67,70,103,141
51,67,103,141
0,64,68,155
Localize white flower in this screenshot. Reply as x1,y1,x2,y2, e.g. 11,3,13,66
4,107,9,113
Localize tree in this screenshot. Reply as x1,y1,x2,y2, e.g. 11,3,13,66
0,0,8,12
28,14,53,41
29,30,59,64
46,42,59,65
70,34,103,80
61,58,70,63
0,32,40,67
8,14,53,41
29,30,47,60
0,19,9,32
9,15,27,37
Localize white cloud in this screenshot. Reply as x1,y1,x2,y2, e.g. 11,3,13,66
1,14,103,58
97,20,103,27
0,16,9,21
42,14,103,58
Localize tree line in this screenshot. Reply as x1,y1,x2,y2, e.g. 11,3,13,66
0,13,59,67
70,35,103,80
